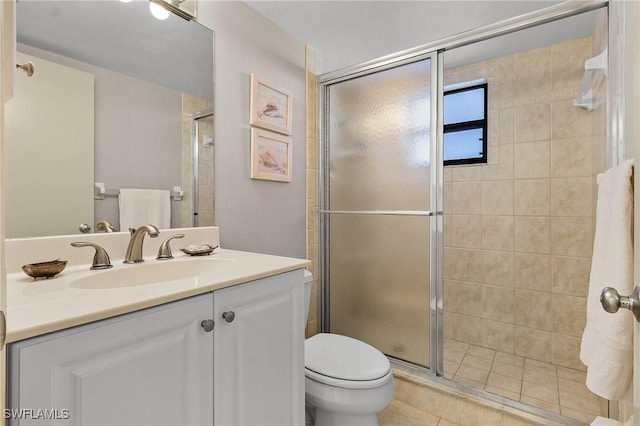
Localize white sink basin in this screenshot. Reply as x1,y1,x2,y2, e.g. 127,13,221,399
68,257,237,289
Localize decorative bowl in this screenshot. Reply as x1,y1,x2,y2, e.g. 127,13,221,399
22,259,68,279
180,244,218,256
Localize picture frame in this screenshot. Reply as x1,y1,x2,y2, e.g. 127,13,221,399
249,74,292,135
250,128,292,183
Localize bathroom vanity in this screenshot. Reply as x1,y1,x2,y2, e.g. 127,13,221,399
4,227,309,425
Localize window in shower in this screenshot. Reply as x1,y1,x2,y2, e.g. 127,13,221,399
443,82,487,165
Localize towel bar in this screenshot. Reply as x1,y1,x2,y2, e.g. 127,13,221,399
94,182,183,201
600,286,640,322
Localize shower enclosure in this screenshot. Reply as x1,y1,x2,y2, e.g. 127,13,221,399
318,1,609,423
188,108,215,227
321,57,440,369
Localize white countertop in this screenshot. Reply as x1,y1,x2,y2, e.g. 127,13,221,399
6,248,310,343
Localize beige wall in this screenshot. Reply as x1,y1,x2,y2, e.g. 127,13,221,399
442,35,599,373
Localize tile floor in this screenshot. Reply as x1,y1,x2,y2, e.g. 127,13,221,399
442,339,607,424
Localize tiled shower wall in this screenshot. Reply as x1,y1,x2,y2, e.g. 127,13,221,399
306,45,319,338
182,94,215,228
443,35,600,371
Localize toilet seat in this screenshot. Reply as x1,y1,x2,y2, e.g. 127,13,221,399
305,333,391,390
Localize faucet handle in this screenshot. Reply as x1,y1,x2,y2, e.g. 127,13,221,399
71,242,113,270
96,220,117,233
157,234,185,260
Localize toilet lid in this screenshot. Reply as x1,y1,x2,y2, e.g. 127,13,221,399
305,333,390,382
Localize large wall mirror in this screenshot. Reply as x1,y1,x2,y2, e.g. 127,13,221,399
5,0,214,238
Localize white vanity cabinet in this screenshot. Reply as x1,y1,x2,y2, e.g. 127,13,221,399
8,293,215,426
213,270,305,426
7,269,306,426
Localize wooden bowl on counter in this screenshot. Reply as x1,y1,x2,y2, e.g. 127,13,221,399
22,259,68,280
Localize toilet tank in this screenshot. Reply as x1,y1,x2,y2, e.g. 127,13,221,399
303,269,313,324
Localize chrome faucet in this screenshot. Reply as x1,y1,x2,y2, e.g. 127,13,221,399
124,224,160,263
95,220,117,233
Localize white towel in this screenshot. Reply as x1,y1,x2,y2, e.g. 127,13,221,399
580,159,634,400
119,188,171,231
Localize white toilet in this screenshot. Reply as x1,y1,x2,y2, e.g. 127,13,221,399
303,271,395,426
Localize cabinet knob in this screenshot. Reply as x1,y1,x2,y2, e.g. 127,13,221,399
200,319,215,332
222,311,235,323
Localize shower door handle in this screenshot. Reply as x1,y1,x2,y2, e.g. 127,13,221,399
600,286,640,322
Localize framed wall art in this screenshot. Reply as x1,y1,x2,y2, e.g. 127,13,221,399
250,128,292,183
249,74,292,135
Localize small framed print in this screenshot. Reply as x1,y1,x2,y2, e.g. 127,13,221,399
250,128,292,183
249,74,292,135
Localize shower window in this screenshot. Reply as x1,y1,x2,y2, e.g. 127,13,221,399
443,82,487,165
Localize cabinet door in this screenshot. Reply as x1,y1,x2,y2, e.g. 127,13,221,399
214,270,305,426
8,294,214,426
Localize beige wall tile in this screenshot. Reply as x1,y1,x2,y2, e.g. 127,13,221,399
514,104,551,143
515,326,552,363
482,285,515,322
552,294,586,337
551,137,592,177
451,215,482,249
514,141,550,179
482,319,514,353
444,183,452,215
499,108,515,144
551,217,594,257
550,177,592,216
451,313,483,346
482,144,514,180
451,181,482,215
551,99,592,138
444,280,483,317
552,333,586,371
482,180,514,215
482,250,515,287
515,289,552,331
492,56,516,109
514,179,550,216
551,255,590,297
443,215,453,247
514,253,551,292
550,37,591,100
515,47,552,105
482,216,514,251
444,248,483,282
452,165,481,182
515,217,550,254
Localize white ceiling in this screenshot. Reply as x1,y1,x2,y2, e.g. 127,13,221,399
244,0,599,73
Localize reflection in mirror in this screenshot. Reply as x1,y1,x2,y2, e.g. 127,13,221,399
5,0,214,238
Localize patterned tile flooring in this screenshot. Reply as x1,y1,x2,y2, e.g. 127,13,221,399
442,339,607,424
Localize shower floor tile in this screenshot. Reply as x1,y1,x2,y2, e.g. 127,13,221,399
443,338,607,424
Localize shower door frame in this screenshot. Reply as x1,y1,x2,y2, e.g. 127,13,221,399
318,0,609,378
318,52,443,372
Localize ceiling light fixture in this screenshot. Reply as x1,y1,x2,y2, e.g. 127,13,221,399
149,0,197,21
149,2,171,20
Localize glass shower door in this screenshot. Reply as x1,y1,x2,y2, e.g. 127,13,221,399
323,57,436,368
